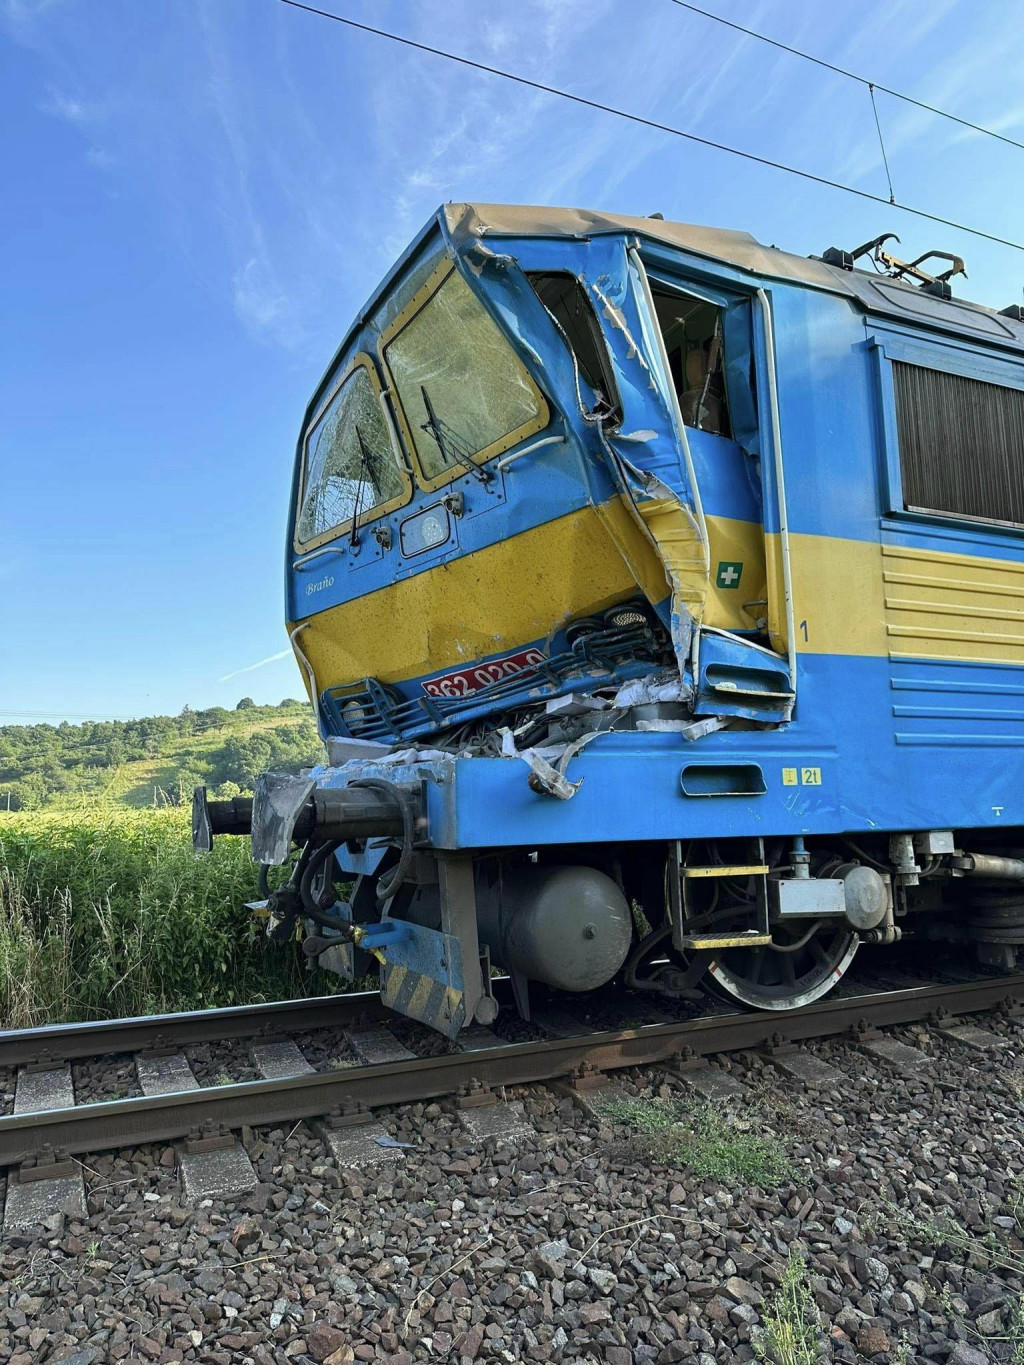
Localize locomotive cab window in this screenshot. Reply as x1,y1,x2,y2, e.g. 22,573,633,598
892,360,1024,529
296,360,409,551
527,271,621,422
649,285,732,440
382,263,549,490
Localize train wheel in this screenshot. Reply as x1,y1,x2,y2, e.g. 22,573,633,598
705,920,858,1011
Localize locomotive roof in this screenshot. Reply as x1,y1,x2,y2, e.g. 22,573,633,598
444,202,1024,353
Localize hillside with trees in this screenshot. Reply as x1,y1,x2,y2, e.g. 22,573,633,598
0,698,323,810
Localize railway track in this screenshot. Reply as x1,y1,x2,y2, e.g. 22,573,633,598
0,965,1021,1172
0,988,388,1069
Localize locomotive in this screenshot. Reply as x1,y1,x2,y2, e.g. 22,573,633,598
194,203,1024,1037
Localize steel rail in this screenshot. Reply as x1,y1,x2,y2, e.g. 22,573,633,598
0,972,1019,1167
0,990,386,1069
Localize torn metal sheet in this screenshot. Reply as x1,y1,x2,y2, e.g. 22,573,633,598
251,772,316,866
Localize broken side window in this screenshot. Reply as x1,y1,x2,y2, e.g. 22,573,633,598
649,286,732,440
527,272,621,422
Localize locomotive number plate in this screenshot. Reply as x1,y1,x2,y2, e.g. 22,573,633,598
422,648,546,699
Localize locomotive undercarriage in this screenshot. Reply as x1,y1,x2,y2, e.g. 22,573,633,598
195,783,1024,1032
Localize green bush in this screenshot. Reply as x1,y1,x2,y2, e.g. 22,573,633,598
0,805,322,1026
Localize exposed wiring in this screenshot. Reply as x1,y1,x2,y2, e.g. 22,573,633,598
278,0,1024,253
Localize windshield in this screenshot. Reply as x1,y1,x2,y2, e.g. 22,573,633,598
383,265,547,483
297,363,406,546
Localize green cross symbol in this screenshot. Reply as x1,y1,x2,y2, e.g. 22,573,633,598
716,561,743,589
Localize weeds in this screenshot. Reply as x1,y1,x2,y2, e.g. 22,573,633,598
1009,1294,1024,1364
889,1200,1024,1360
940,1284,1024,1361
751,1254,821,1365
889,1333,913,1365
887,1201,1024,1278
599,1096,791,1187
0,805,331,1024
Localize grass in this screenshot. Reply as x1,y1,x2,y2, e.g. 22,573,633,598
598,1095,791,1187
0,804,331,1026
752,1254,821,1365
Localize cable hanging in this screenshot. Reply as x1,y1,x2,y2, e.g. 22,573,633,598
278,0,1024,254
668,0,1024,155
869,84,896,205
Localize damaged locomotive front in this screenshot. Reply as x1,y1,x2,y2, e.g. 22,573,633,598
195,203,1024,1037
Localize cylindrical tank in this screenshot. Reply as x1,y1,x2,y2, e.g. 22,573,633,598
475,865,633,992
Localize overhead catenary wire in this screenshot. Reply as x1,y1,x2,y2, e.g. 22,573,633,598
668,0,1024,155
277,0,1024,254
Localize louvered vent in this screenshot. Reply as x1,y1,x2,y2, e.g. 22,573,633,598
892,360,1024,528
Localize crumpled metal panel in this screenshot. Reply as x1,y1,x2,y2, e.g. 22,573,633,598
251,772,315,866
379,920,468,1040
444,203,840,292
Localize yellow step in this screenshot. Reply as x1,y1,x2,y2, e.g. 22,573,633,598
681,931,773,950
682,864,769,879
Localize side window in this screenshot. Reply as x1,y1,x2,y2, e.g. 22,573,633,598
526,272,620,421
383,265,548,487
296,362,408,548
649,286,732,440
892,360,1024,528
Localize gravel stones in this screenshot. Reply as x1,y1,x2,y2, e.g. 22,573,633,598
308,1322,349,1360
1,1012,1024,1364
722,1275,761,1305
71,1053,142,1105
948,1346,990,1365
855,1323,891,1354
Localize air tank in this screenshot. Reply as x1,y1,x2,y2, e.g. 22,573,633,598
475,865,633,992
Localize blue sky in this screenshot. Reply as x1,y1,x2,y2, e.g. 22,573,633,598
2,0,1022,722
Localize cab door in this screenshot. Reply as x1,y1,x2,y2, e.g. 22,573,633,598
643,276,770,638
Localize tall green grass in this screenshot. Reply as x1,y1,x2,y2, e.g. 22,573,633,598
0,806,316,1027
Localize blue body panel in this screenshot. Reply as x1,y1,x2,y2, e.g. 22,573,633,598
294,206,1024,852
327,650,1021,865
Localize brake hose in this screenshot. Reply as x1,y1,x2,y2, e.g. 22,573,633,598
349,777,416,905
299,838,344,916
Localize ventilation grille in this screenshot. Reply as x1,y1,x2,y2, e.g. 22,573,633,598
892,361,1024,528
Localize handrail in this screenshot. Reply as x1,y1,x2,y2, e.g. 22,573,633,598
755,287,798,700
292,543,347,571
289,621,325,740
496,434,564,472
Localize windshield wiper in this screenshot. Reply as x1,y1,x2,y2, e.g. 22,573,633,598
419,385,490,484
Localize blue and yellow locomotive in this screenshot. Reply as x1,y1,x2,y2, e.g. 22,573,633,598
195,203,1024,1036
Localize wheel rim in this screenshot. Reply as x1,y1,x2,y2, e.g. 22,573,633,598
706,922,859,1010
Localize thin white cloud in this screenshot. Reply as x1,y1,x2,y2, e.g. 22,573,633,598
40,84,93,123
219,649,292,682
